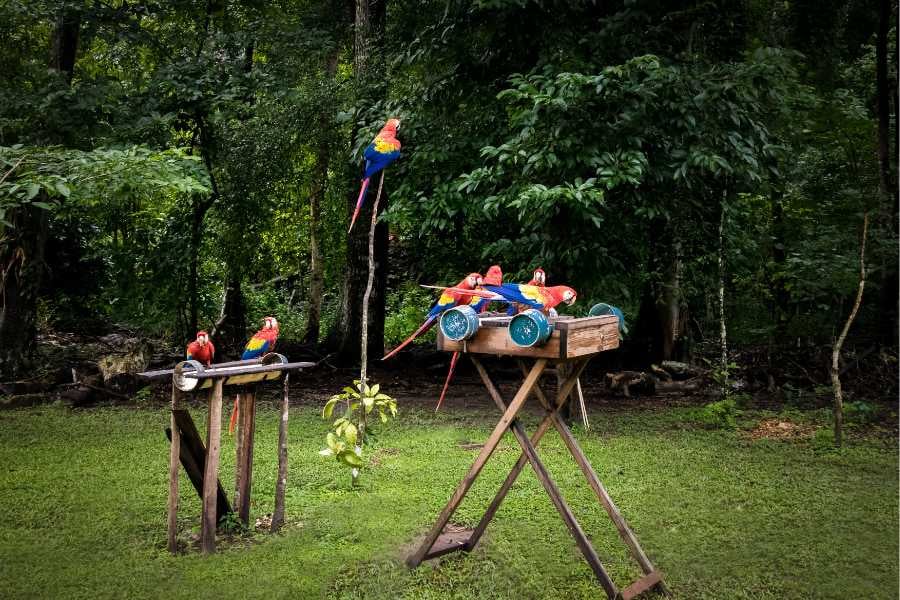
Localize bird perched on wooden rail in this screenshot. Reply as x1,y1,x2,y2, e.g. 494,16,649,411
435,265,503,412
445,283,577,313
186,331,215,366
229,316,280,434
382,272,482,361
349,118,402,233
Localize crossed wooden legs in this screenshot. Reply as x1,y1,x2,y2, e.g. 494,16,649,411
407,357,668,600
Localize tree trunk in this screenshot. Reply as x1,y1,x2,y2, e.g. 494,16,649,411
303,54,339,346
0,203,49,379
830,212,869,448
718,194,728,392
770,188,789,336
214,273,246,358
50,8,80,84
335,0,389,365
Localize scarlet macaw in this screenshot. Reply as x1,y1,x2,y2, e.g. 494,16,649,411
448,283,577,313
436,266,503,411
527,267,546,287
382,273,482,361
186,331,215,366
349,118,402,233
230,316,280,434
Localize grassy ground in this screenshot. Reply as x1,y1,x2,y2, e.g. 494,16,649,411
0,390,896,599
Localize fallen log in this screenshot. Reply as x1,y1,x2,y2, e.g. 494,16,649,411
605,371,656,397
660,360,706,380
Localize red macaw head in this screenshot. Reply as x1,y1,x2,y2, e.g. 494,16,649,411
547,285,577,307
195,331,210,346
263,316,279,330
461,273,482,289
382,118,401,136
483,265,503,286
531,267,546,285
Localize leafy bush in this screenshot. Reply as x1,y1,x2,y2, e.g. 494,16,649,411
694,397,738,429
384,283,437,348
844,401,878,425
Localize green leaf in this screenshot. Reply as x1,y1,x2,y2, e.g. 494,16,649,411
54,181,70,198
345,423,358,446
338,449,364,468
322,397,339,419
25,183,39,200
318,448,334,456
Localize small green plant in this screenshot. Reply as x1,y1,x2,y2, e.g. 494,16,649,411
695,397,738,429
320,380,397,486
218,511,245,534
844,400,878,425
132,387,152,403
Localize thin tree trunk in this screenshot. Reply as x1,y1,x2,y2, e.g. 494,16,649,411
214,273,246,356
359,173,385,387
50,8,80,84
830,212,869,448
271,374,289,532
875,0,893,204
718,194,728,393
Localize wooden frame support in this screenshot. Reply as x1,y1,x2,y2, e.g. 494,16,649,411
407,356,668,600
200,379,224,555
234,390,256,525
167,382,181,554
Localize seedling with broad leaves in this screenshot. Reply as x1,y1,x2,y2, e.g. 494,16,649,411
320,380,397,486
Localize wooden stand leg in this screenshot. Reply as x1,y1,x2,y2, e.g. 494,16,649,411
201,379,224,555
472,358,617,599
406,359,548,567
271,374,290,533
234,389,256,525
466,357,589,551
167,383,181,554
525,365,670,599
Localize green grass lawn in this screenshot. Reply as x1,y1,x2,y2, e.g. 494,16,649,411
0,397,896,599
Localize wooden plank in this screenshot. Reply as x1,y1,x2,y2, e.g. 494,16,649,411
439,327,563,358
554,315,618,331
167,383,181,554
406,359,548,568
200,379,224,555
423,529,472,560
466,358,587,551
234,390,256,525
271,374,290,532
170,410,231,519
184,361,316,379
565,324,619,356
621,571,663,600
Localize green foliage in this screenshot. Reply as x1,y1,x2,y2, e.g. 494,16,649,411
383,283,437,347
320,380,398,486
693,397,739,429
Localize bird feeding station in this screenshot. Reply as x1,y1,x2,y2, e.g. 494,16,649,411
140,353,315,555
409,313,669,600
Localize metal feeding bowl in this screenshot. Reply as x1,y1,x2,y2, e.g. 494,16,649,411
508,309,553,347
440,305,481,342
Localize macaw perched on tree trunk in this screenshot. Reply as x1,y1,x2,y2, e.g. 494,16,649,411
186,331,215,366
436,265,503,412
349,118,402,233
382,273,482,361
229,316,279,434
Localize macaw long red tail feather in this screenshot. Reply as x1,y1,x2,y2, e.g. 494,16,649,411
228,394,239,435
348,177,371,233
382,317,436,361
435,351,460,412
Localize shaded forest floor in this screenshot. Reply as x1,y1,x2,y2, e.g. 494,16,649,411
0,368,897,599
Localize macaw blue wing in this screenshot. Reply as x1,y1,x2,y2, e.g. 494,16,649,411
241,336,271,360
363,142,400,178
485,284,545,309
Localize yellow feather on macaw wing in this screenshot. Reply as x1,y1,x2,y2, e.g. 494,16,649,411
520,285,544,302
245,336,266,351
374,137,399,153
437,292,455,306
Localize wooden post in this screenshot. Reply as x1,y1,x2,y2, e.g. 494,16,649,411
557,361,574,425
234,389,256,525
271,374,290,532
200,379,224,555
407,359,547,567
167,382,181,554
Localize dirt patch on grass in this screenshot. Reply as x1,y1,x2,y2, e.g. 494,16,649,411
746,418,818,440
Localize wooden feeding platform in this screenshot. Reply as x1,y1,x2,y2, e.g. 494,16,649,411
410,315,669,600
139,353,315,555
